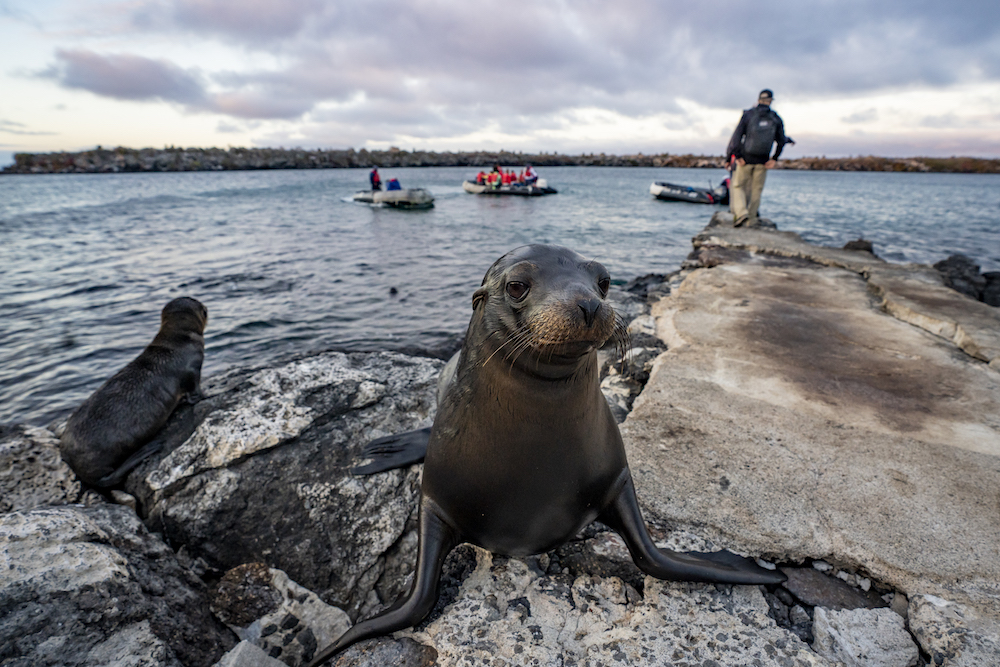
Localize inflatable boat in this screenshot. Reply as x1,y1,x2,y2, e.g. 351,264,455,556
650,180,728,205
463,179,557,196
352,188,434,209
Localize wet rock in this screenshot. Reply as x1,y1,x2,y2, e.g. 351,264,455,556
0,424,81,512
934,254,986,301
622,273,671,301
908,594,1000,666
811,606,918,667
607,286,648,320
983,271,1000,307
753,217,778,229
780,567,885,610
211,564,350,666
843,238,875,253
0,504,234,666
331,637,438,667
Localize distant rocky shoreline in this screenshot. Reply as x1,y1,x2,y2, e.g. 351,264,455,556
4,146,998,175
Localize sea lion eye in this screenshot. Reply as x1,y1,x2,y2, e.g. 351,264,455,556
506,281,529,301
598,277,610,297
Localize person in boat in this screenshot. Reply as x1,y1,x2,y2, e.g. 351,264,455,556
524,164,538,185
489,164,502,189
725,89,788,227
476,171,486,185
386,178,401,191
370,167,382,191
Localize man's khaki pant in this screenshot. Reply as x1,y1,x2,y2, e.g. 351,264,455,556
730,163,768,224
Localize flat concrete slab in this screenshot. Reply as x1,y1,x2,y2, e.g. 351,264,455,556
695,219,1000,368
621,259,1000,616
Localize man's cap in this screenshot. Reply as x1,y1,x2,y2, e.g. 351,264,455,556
759,89,774,100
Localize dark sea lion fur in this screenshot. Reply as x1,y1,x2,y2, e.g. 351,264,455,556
58,296,208,487
310,245,784,664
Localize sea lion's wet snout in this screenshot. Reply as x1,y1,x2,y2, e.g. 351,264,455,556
481,247,619,359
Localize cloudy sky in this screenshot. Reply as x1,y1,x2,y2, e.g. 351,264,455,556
2,0,999,166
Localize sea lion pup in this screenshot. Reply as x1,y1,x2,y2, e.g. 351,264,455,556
58,296,208,487
309,245,784,665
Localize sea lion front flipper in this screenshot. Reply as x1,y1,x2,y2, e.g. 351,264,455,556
95,439,164,488
351,427,431,475
599,476,786,586
307,498,459,666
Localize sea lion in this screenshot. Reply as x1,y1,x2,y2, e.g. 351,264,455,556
309,245,784,665
58,296,208,487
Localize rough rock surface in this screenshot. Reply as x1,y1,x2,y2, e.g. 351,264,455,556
907,594,1000,666
125,351,443,620
811,606,918,667
211,563,351,666
0,503,234,666
0,424,81,512
392,548,829,667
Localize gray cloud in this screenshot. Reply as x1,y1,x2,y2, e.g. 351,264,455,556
49,49,207,104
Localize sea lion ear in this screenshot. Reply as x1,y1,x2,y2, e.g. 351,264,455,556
472,287,488,310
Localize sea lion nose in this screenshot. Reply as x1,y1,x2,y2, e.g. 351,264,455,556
579,298,601,327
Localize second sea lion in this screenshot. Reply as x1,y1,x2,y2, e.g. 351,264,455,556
310,245,784,664
58,296,208,487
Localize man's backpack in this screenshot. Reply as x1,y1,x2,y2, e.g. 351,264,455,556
743,107,778,159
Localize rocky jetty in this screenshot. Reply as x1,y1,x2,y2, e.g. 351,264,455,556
2,218,999,666
4,146,998,174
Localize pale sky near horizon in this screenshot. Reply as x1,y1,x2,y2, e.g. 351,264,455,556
2,0,999,167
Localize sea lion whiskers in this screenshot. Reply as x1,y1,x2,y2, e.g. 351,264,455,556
480,322,531,369
501,327,537,374
611,312,632,375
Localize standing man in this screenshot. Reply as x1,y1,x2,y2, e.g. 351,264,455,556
726,89,789,227
370,167,382,191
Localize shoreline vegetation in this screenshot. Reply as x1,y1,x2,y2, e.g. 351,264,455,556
4,146,1000,175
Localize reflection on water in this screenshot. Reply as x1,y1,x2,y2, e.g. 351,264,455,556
2,166,998,425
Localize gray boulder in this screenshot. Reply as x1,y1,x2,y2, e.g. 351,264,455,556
0,503,234,666
125,351,443,620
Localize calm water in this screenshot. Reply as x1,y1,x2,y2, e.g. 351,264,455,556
2,166,998,426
